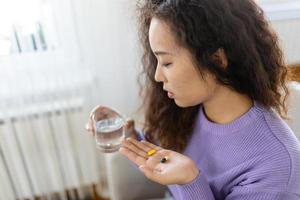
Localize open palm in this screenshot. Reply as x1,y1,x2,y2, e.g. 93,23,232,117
119,138,199,185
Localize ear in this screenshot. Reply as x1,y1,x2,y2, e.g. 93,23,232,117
211,48,228,69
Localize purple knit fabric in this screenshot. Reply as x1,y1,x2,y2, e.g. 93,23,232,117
168,102,300,200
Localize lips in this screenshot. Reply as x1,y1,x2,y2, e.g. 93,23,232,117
163,87,174,98
167,92,174,98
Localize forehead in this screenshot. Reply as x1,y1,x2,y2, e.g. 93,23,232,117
148,18,179,52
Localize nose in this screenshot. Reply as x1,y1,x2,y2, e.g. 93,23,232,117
154,65,165,83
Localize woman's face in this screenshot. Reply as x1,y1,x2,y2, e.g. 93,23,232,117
149,18,219,107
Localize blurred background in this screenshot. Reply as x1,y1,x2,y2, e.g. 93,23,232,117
0,0,299,200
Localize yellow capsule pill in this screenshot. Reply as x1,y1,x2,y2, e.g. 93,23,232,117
147,149,156,156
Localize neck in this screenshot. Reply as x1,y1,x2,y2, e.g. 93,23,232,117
203,86,253,124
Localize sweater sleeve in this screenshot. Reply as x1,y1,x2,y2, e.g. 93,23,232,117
174,172,215,200
136,129,146,141
225,187,300,200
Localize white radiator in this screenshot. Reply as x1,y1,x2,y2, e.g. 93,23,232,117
0,99,108,200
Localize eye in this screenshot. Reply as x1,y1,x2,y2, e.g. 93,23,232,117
162,62,172,67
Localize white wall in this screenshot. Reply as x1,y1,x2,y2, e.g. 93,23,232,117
261,0,300,64
270,19,300,64
71,0,141,117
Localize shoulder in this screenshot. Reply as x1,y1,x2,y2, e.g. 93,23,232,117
228,106,300,194
262,108,300,156
258,107,300,192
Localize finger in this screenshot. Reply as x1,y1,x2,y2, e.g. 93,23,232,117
85,121,95,136
91,106,119,121
122,139,148,159
85,123,93,132
86,117,95,130
124,119,136,138
140,140,163,151
85,123,90,131
124,118,134,129
127,138,162,154
119,147,146,166
90,105,106,117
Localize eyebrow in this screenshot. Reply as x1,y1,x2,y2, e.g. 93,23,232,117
153,51,174,56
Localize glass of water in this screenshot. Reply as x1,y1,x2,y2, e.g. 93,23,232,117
92,106,125,153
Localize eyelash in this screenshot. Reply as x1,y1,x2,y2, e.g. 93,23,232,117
162,63,172,67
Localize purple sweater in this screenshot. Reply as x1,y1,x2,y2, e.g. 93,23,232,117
168,102,300,200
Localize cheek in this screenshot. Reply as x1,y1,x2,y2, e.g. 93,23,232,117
176,75,217,106
189,82,211,103
192,76,219,104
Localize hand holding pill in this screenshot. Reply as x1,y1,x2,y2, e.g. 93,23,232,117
119,138,200,185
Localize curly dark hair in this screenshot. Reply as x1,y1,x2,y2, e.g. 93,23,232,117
137,0,289,152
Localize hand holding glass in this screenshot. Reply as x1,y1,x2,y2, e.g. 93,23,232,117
92,106,125,153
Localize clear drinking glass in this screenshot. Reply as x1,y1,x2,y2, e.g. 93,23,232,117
92,106,125,153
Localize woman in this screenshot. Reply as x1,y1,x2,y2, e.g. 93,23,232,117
87,0,300,199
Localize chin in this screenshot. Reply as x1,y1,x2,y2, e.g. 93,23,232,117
174,99,200,108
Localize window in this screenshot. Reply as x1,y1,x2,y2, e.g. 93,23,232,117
260,0,300,21
0,0,57,56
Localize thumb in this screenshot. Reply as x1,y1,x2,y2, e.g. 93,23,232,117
124,118,137,138
85,121,95,136
124,118,134,130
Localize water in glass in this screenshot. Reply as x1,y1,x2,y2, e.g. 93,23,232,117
95,117,124,153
